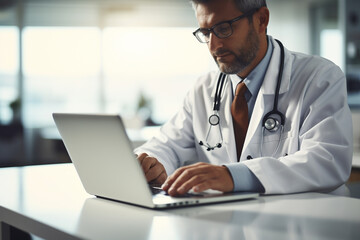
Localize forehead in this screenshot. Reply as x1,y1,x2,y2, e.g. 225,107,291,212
195,0,243,28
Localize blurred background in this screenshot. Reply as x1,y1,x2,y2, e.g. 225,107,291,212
0,0,360,167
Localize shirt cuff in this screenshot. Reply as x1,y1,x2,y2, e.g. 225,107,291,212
224,163,265,193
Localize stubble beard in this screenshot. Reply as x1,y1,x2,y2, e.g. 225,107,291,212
214,25,260,75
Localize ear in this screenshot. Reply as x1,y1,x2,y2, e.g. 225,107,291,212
255,7,269,34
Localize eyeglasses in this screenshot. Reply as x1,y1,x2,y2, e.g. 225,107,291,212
193,9,258,43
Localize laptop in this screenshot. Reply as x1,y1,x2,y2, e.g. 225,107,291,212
53,113,258,209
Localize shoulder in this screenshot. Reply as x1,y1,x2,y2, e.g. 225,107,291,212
285,50,346,96
289,50,344,80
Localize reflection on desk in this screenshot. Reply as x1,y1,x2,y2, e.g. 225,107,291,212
1,164,360,240
78,195,360,240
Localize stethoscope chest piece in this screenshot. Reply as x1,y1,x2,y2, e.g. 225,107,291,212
264,117,280,132
209,114,220,126
200,112,223,151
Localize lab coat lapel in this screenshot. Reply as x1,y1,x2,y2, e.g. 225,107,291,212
261,37,291,95
242,37,292,157
242,92,265,154
220,77,238,163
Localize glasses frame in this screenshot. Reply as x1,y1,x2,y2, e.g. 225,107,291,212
193,9,258,43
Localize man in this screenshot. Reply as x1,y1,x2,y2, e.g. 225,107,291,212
135,0,353,196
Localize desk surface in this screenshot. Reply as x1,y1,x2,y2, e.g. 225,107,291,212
353,151,360,168
1,164,360,240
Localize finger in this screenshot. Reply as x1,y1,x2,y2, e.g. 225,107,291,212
145,162,165,182
162,165,192,191
191,180,212,193
141,157,157,174
168,165,234,195
162,163,208,192
161,177,171,191
175,174,208,195
156,172,167,185
150,172,167,186
137,153,148,165
167,166,208,196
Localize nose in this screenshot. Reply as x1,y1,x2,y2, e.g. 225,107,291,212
208,32,224,53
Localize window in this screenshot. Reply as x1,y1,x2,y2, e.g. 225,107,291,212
0,27,19,124
22,27,101,127
320,29,344,71
103,27,216,125
21,26,216,128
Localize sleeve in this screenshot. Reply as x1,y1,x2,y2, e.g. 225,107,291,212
225,163,265,192
243,61,353,194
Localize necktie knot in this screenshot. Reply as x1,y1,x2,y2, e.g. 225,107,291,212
234,82,247,97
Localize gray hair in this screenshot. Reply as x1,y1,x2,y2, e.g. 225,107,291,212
190,0,267,13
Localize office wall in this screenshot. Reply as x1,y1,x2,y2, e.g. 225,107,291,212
268,0,311,54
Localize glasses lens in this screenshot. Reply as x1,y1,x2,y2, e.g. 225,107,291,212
213,23,232,38
195,29,210,43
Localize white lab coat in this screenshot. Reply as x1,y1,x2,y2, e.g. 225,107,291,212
135,36,353,194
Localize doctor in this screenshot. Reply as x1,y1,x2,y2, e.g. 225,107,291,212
135,0,353,196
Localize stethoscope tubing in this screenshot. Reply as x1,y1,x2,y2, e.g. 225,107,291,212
199,39,286,158
213,72,226,111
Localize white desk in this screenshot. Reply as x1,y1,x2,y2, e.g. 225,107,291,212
1,164,360,240
353,151,360,168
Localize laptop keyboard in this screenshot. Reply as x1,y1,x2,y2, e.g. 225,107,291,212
150,186,168,195
150,186,207,197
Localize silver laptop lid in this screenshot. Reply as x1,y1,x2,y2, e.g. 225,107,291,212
53,113,155,208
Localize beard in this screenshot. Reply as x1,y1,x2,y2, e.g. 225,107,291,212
213,24,260,75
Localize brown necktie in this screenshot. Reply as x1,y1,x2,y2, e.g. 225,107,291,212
231,82,249,161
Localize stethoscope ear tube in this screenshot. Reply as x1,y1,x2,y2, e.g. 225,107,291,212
213,72,226,111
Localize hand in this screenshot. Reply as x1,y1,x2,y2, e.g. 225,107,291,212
162,162,234,196
137,153,167,185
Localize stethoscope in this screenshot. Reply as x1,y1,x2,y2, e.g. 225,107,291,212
199,39,286,157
